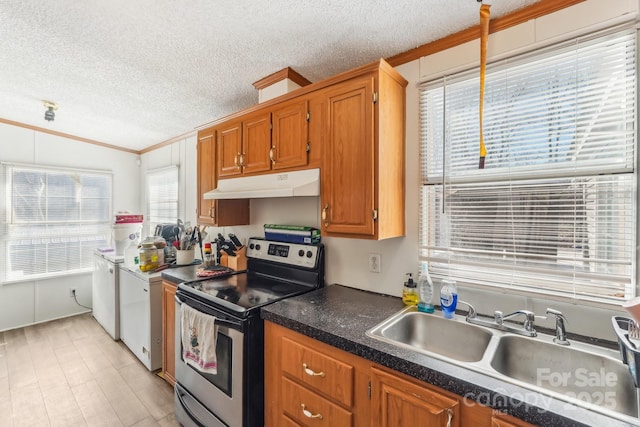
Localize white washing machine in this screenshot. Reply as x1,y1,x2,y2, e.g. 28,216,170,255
92,251,122,340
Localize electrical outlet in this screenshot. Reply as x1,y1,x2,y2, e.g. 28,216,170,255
368,253,381,273
69,288,76,298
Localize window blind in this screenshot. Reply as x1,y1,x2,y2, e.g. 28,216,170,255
419,27,636,304
2,164,112,282
146,166,178,233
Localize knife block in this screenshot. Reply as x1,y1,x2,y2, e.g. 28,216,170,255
220,246,247,271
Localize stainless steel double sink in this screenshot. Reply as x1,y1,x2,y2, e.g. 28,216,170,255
366,306,638,421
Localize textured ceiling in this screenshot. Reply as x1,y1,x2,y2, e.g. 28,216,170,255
0,0,542,152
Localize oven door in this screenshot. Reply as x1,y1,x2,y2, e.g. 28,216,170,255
175,292,244,427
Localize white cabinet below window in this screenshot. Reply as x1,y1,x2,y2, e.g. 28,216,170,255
119,265,163,371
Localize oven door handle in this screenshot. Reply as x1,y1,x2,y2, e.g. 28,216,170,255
175,294,244,330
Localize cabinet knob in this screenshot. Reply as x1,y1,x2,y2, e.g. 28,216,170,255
209,205,216,221
269,147,276,165
302,362,325,378
301,403,322,419
321,204,329,227
240,153,246,169
234,153,240,169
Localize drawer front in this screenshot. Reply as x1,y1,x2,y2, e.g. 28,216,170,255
281,336,354,406
281,377,353,427
282,414,303,427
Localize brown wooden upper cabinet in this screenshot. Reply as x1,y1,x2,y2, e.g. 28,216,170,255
217,100,312,178
271,98,309,170
197,127,249,226
203,59,406,239
321,61,407,240
217,110,272,178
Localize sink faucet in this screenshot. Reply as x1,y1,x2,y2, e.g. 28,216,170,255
494,310,536,333
457,300,538,337
546,308,570,346
457,300,477,320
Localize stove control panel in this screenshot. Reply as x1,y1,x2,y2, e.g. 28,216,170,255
246,238,320,269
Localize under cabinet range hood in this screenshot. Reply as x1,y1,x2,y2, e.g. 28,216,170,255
203,168,320,200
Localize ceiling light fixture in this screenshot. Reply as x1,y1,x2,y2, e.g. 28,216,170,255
43,101,58,122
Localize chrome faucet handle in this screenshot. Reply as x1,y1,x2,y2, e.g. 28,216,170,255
457,300,477,320
546,308,569,346
494,310,504,324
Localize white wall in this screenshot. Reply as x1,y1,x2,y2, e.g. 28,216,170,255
0,122,140,331
139,133,198,239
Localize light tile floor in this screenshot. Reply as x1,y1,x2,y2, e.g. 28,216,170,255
0,313,179,427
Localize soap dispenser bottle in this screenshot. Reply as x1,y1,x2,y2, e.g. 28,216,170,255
417,263,435,313
402,273,418,306
440,280,458,319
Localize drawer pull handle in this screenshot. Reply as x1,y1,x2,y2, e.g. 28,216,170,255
445,408,453,427
302,363,325,378
301,403,322,419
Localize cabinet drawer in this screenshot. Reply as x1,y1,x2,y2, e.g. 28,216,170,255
281,336,354,406
282,377,353,427
282,414,303,427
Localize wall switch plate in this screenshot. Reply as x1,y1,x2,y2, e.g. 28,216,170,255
369,253,381,273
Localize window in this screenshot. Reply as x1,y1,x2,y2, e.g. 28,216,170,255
146,166,178,234
2,164,112,282
419,27,636,304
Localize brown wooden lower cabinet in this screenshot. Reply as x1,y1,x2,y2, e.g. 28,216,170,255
264,321,534,427
161,280,177,386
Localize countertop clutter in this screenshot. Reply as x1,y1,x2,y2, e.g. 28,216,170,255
261,284,635,427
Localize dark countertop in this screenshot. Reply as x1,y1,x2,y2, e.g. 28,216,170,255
160,264,203,284
261,284,639,427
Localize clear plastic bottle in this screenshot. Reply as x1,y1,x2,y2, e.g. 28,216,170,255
417,263,435,313
440,280,458,319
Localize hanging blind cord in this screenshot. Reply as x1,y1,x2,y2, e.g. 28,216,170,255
479,3,491,169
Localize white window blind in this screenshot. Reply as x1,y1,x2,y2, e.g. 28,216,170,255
2,164,112,282
419,27,636,304
146,166,178,233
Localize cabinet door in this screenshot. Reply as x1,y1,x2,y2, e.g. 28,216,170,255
322,75,375,236
217,120,243,178
371,367,460,427
197,127,217,225
307,92,326,169
198,127,250,226
242,111,272,174
271,99,309,170
162,281,177,386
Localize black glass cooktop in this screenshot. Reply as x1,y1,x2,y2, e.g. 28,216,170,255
179,272,314,315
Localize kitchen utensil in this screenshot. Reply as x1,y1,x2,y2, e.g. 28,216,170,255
227,235,238,251
197,226,204,261
229,233,243,249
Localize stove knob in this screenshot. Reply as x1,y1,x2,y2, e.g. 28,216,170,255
298,249,304,257
306,250,313,258
255,244,261,250
249,243,255,250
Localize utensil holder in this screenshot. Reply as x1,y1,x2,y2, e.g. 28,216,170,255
219,246,247,271
611,316,640,387
176,249,195,265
